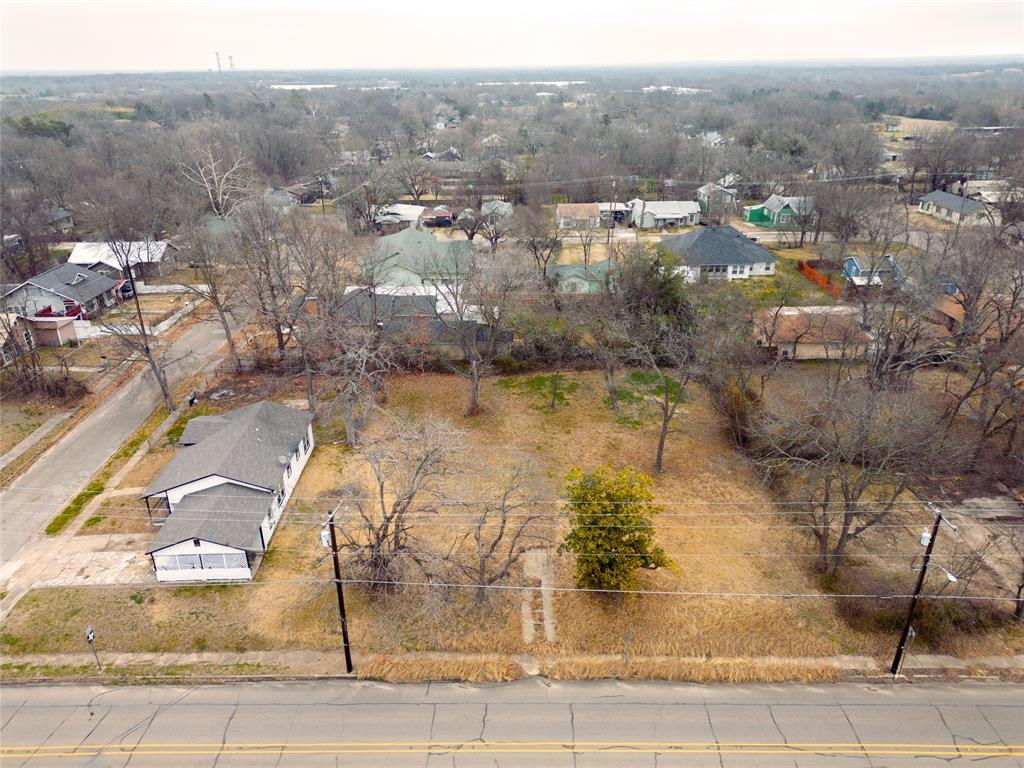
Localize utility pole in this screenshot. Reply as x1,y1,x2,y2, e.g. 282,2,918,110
317,175,327,219
606,177,617,248
215,52,222,76
890,504,956,677
228,55,235,72
323,505,354,673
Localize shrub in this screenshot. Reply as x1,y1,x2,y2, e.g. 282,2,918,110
559,466,672,591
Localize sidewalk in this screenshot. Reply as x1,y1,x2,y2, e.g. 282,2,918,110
2,650,1021,683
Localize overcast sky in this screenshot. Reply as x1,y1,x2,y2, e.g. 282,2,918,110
2,0,1022,73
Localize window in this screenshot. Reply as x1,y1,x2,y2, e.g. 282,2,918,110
779,214,791,223
193,539,201,547
285,464,292,478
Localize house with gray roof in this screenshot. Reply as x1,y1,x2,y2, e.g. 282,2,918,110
628,199,702,229
660,226,779,281
1,263,120,319
142,401,314,582
917,190,991,226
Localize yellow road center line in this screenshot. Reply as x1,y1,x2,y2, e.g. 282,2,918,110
3,741,1020,750
3,748,1020,758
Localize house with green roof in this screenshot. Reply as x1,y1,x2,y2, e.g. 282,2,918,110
743,195,812,229
366,227,473,288
545,258,615,293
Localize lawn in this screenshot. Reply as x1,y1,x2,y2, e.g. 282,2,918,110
0,401,49,455
7,369,1021,671
78,495,157,536
735,258,839,308
32,337,125,369
102,293,194,328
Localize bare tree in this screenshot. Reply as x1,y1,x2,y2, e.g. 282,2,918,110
572,222,598,267
179,144,252,219
445,463,546,605
178,227,242,370
334,419,459,588
479,206,513,253
390,156,434,202
342,165,398,233
513,206,564,280
232,198,294,354
628,310,698,473
418,246,525,415
81,177,180,409
754,368,955,574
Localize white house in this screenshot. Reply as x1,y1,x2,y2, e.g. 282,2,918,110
373,203,427,231
917,190,992,226
68,241,176,280
660,225,778,281
628,199,701,229
142,401,314,583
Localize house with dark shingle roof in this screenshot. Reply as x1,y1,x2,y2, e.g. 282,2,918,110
142,401,314,582
660,226,778,281
1,263,121,319
917,190,991,226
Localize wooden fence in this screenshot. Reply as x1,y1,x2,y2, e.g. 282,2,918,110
796,260,844,299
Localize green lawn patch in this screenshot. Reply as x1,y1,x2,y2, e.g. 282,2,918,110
165,403,216,445
497,374,579,408
736,259,838,308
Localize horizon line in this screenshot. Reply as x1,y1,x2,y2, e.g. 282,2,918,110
2,53,1023,78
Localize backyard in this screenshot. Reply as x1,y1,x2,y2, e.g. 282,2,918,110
3,368,1021,676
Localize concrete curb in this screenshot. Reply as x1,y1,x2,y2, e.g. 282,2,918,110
3,652,1022,686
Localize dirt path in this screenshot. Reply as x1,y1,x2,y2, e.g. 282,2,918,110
521,549,557,643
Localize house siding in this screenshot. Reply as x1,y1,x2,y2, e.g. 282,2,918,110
150,539,252,582
150,422,315,583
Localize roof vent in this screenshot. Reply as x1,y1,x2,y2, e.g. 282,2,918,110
278,455,289,466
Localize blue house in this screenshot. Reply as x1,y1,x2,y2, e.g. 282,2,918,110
843,255,904,288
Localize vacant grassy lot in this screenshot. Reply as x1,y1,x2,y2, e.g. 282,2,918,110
32,337,125,369
102,293,193,328
736,257,838,308
0,401,50,455
5,369,1021,669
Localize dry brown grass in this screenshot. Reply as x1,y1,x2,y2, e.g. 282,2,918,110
114,446,176,489
77,495,158,536
5,369,1020,674
541,658,843,683
357,655,524,683
0,401,49,455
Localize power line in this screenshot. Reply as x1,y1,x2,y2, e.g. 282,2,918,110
3,485,1021,512
21,574,1017,602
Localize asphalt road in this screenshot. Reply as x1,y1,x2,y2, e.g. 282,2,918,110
0,317,233,567
1,680,1021,767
